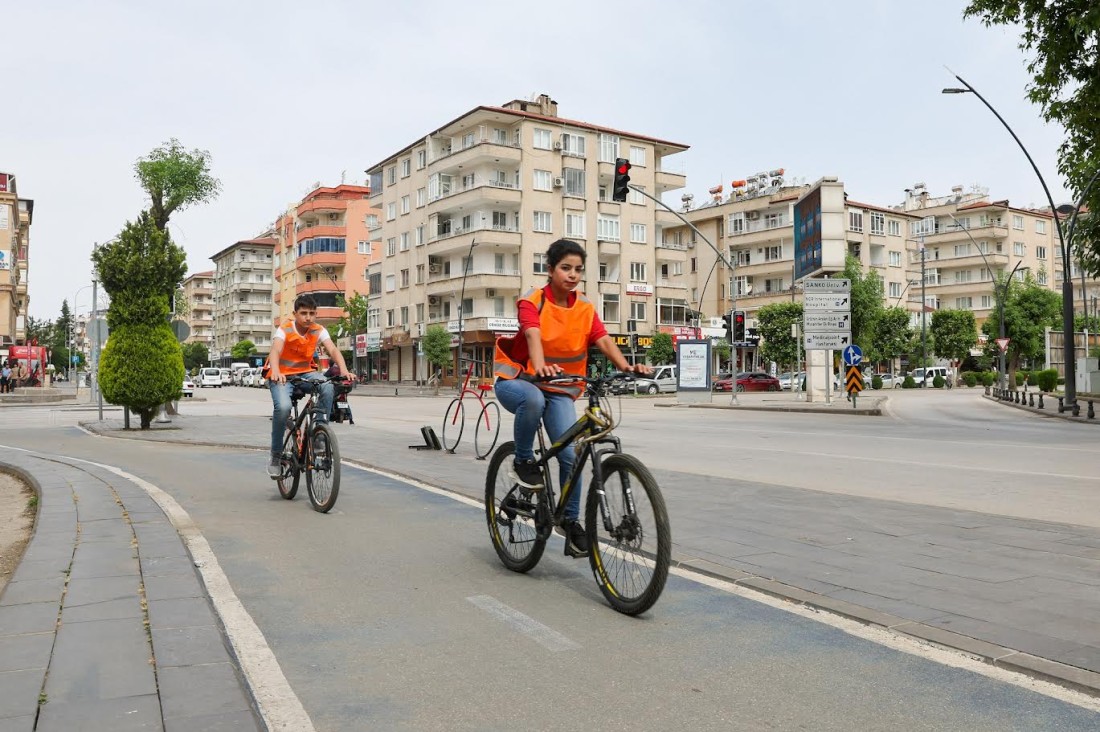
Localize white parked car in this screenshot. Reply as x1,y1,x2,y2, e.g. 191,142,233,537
181,377,195,397
909,366,952,388
197,367,223,388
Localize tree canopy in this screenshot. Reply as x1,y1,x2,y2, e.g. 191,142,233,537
931,309,979,363
647,333,675,365
135,138,221,232
869,306,912,366
841,255,885,348
964,1,1100,274
92,213,187,329
231,340,257,360
181,342,209,371
981,272,1062,369
755,302,802,369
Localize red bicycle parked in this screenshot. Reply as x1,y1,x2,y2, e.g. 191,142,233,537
442,360,500,459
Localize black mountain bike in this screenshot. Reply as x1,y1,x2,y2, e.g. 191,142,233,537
484,373,671,616
275,376,344,513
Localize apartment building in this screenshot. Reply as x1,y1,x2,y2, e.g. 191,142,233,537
899,184,1057,324
363,93,689,382
664,174,918,368
0,172,33,352
179,271,215,347
272,184,377,332
211,238,276,364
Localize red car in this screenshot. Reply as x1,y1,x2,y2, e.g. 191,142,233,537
714,372,781,392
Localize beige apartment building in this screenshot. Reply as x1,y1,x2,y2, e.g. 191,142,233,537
0,172,33,352
179,271,215,347
363,93,688,382
211,238,276,365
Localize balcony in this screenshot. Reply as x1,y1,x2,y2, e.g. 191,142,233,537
910,251,1009,270
655,168,687,194
428,178,522,214
296,279,346,296
430,129,522,170
427,223,522,255
727,216,791,238
731,257,792,277
315,306,344,321
296,224,344,241
297,198,348,217
425,269,522,297
296,251,346,269
914,222,1009,243
656,240,691,252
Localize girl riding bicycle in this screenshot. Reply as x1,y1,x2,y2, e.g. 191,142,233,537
493,239,650,557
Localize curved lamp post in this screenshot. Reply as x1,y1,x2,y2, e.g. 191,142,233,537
945,213,1023,387
943,74,1098,411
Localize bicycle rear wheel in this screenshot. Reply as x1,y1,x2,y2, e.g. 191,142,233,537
473,400,500,460
586,453,671,616
485,441,546,572
442,398,465,452
306,423,341,513
276,429,300,500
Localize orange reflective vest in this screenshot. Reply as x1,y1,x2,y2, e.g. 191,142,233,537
266,320,323,376
493,287,594,399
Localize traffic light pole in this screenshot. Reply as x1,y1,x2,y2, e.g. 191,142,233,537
627,184,739,404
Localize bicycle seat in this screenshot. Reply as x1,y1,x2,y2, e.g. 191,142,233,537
477,381,494,392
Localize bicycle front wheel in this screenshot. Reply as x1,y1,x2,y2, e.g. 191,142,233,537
586,453,671,616
277,429,300,500
473,400,500,460
306,423,341,513
485,441,546,573
442,398,465,452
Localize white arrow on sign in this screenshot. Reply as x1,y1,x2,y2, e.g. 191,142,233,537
804,293,850,311
803,332,852,350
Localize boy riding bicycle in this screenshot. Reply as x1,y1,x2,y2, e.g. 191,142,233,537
265,294,352,477
493,239,649,557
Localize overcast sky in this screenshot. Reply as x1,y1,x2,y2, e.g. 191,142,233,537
5,0,1070,320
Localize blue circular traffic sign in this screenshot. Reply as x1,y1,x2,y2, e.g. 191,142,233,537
842,344,863,366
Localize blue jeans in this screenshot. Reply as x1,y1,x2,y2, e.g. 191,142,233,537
495,378,582,521
269,372,333,456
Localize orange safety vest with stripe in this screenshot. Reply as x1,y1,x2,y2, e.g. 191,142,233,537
493,287,594,400
266,320,323,376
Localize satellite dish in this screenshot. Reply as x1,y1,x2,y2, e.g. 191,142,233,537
171,320,191,343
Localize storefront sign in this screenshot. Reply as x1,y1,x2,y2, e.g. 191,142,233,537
625,283,653,296
485,317,519,332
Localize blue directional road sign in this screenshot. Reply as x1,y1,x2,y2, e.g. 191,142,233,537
842,344,863,367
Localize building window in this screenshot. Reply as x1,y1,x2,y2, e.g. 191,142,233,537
888,219,901,236
386,202,396,221
955,270,972,283
533,128,552,150
400,269,409,288
764,277,784,293
764,212,783,229
629,223,647,244
357,241,369,254
955,297,973,309
533,211,552,233
1036,245,1047,260
849,211,863,233
401,195,410,215
764,245,782,261
1036,219,1047,234
385,274,395,292
629,185,645,206
416,264,424,284
366,214,379,229
954,243,971,256
565,213,585,238
386,238,396,257
629,146,646,166
728,213,745,236
415,226,424,246
1013,214,1024,230
889,281,902,298
630,262,647,281
400,159,411,178
416,150,426,169
597,215,620,242
561,132,586,157
1038,270,1048,285
981,295,992,309
734,249,751,266
630,301,646,322
533,169,552,191
598,133,619,163
889,250,902,267
1014,242,1026,256
870,212,885,235
563,168,585,197
416,188,426,207
387,166,396,185
603,294,619,322
533,253,548,274
400,232,410,251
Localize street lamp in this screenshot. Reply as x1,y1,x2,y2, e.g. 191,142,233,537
945,213,1023,388
943,74,1092,411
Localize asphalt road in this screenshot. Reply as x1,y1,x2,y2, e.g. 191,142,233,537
1,386,1099,730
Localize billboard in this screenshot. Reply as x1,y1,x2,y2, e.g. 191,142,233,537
794,185,822,280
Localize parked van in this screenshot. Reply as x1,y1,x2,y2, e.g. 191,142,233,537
910,366,951,388
634,365,678,394
198,367,223,388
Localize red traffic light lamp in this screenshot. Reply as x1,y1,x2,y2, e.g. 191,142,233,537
733,310,746,342
612,158,632,202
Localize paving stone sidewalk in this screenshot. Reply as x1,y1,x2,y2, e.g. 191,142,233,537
0,452,263,731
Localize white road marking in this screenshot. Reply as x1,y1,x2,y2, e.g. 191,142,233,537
0,444,315,732
466,595,581,652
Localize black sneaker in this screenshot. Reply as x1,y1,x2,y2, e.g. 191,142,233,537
562,519,589,558
511,458,544,491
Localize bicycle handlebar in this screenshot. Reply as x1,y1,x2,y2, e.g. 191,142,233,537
519,371,637,386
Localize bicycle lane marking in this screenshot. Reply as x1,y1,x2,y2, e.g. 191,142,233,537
466,595,581,652
5,441,316,732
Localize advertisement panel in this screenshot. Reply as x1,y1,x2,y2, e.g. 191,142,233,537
793,185,822,280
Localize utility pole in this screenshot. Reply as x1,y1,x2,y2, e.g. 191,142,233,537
920,238,927,376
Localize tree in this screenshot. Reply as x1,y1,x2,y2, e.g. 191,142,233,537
332,293,369,339
421,325,452,393
982,272,1062,376
231,340,257,360
53,299,74,371
755,302,802,369
647,333,675,365
963,1,1100,274
931,309,978,363
841,255,885,347
713,339,731,370
870,306,912,371
92,213,188,428
181,342,209,371
135,138,221,232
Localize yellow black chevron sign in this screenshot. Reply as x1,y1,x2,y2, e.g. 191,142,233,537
845,366,863,393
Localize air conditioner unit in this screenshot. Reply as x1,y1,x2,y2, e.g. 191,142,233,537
429,296,440,305
687,241,695,249
745,211,760,220
327,213,338,220
553,141,563,151
429,263,441,273
486,289,496,298
552,177,564,188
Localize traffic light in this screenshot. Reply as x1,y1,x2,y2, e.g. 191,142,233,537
612,157,632,202
722,313,733,341
733,310,746,342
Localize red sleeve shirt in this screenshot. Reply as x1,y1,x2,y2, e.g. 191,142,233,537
510,285,607,365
